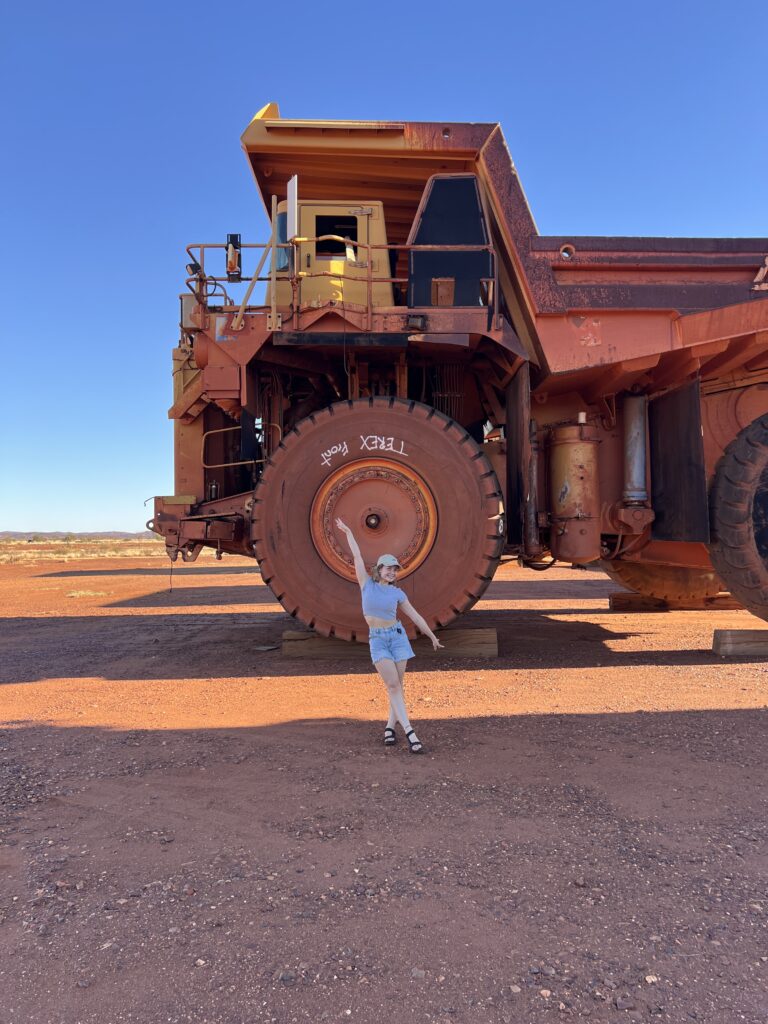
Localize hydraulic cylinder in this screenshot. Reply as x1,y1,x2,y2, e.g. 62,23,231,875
622,395,649,503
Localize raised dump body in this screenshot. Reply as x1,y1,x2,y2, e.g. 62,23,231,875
151,103,768,634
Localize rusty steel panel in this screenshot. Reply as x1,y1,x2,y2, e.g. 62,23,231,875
648,380,710,543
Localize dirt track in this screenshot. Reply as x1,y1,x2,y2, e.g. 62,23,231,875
1,555,767,1023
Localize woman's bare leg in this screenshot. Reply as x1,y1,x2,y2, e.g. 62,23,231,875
385,660,408,731
377,658,420,746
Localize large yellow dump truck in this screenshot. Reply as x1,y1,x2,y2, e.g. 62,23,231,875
150,103,768,637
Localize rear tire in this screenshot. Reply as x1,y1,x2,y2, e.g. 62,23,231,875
253,397,503,641
709,414,768,623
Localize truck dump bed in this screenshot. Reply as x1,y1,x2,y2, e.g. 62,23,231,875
242,103,768,388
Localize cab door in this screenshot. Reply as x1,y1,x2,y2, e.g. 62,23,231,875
299,204,369,307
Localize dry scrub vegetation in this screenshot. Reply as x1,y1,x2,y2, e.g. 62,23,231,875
0,537,174,565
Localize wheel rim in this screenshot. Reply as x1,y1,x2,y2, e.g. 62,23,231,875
309,458,438,581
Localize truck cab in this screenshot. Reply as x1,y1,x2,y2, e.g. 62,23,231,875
273,199,393,309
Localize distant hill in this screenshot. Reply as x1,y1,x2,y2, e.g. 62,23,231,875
0,531,157,541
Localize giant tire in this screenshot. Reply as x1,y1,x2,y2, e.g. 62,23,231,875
709,413,768,622
600,559,722,602
252,397,504,641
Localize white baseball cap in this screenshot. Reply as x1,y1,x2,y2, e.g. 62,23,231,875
377,553,402,568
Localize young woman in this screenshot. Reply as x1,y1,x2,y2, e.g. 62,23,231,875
335,518,443,753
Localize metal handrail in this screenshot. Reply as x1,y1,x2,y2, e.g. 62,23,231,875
184,236,499,328
186,240,495,280
200,423,283,471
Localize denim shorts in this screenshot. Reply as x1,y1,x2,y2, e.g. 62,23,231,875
368,624,415,664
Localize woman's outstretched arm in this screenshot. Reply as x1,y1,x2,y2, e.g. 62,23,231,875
398,599,444,650
335,519,369,589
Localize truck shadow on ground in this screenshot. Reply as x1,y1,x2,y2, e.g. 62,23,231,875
1,608,760,684
107,586,280,607
4,710,767,776
40,566,258,579
103,577,616,608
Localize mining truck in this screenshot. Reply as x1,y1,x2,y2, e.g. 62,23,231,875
150,102,768,639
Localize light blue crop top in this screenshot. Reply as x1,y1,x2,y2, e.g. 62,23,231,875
361,578,407,620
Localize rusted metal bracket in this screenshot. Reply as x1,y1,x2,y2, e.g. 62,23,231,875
609,504,655,534
168,373,207,423
599,394,617,429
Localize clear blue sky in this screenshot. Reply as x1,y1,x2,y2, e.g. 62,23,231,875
2,0,766,531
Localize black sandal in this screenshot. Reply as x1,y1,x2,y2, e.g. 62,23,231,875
405,728,425,755
383,727,397,747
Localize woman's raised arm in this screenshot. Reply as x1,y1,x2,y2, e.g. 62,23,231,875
335,519,369,589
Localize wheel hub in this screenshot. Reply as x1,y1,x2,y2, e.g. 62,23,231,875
310,458,437,580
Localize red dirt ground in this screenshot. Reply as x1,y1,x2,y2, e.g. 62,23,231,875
1,555,767,1023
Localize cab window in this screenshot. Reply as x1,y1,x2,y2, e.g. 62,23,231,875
315,215,357,259
275,212,290,271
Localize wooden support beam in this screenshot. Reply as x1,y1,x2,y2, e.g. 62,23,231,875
282,628,498,659
713,629,768,657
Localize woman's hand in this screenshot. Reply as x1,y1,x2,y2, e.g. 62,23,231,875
335,518,351,535
430,635,444,651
